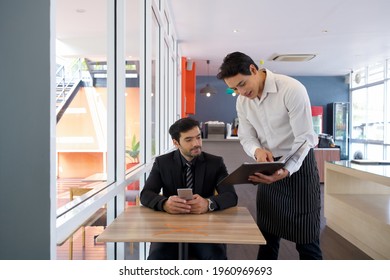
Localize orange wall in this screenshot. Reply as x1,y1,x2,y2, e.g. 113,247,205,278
57,86,141,178
125,87,141,149
57,87,107,151
181,57,196,116
58,152,103,178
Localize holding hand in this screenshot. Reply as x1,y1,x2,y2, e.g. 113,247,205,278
163,196,191,214
186,194,209,214
248,168,289,184
163,194,209,214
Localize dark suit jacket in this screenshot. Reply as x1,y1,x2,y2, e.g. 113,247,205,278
140,149,237,211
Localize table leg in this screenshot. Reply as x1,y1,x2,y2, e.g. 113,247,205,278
178,243,188,260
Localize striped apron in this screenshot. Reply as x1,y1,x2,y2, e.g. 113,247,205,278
256,149,321,243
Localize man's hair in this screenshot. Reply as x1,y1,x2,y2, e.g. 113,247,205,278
216,51,258,80
169,117,200,142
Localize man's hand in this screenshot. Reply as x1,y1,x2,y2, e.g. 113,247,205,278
186,194,209,214
248,168,289,184
254,148,274,162
163,196,191,214
163,194,209,214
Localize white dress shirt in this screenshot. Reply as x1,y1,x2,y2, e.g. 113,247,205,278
236,69,318,175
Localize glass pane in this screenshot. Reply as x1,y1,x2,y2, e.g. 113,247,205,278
350,142,365,159
124,179,142,260
57,199,107,260
366,84,384,141
366,144,384,160
387,59,390,79
385,80,390,144
125,0,142,171
164,40,170,150
56,1,108,206
351,85,384,141
367,62,384,84
351,88,367,139
56,0,108,260
151,13,160,157
169,55,175,126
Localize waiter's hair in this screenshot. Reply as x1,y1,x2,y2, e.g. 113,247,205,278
217,51,258,80
169,117,200,142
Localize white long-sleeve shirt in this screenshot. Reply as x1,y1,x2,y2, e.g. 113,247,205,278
236,69,318,175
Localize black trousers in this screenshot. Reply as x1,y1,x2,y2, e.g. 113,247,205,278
257,229,323,260
147,242,227,260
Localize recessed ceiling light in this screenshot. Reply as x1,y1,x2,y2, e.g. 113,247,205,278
233,29,239,33
76,9,86,13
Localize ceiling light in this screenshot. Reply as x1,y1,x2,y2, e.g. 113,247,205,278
199,60,217,97
200,84,217,96
271,54,316,62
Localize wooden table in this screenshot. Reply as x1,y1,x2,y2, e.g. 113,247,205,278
97,206,265,259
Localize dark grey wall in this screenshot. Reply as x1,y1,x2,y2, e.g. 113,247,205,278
294,76,349,134
191,76,238,124
192,75,349,134
0,0,52,259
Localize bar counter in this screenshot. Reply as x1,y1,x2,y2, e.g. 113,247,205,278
324,160,390,259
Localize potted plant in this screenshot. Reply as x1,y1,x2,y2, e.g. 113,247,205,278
126,134,140,164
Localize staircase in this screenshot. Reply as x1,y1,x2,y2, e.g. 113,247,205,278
56,58,85,123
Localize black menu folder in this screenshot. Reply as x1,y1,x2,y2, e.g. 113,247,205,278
218,141,307,186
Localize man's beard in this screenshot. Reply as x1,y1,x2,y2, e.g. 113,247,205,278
188,146,201,158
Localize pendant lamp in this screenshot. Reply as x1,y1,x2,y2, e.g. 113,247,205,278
199,60,217,97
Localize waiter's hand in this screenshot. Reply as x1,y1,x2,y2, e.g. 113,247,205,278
186,194,209,214
248,168,290,184
163,195,191,214
254,148,274,162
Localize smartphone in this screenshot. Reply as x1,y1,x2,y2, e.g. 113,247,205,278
177,188,193,200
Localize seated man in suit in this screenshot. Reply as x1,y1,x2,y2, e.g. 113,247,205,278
140,117,238,259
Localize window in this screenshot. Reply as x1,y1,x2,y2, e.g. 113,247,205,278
151,9,161,157
351,84,384,141
56,0,109,209
56,0,109,259
350,59,389,160
55,0,181,260
125,0,142,172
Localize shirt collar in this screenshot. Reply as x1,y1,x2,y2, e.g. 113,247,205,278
180,155,196,168
256,69,277,104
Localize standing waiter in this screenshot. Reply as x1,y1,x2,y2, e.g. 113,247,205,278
217,51,322,260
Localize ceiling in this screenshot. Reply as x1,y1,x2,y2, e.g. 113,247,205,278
168,0,390,76
57,0,390,77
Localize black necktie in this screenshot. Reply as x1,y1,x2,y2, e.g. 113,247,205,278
185,162,193,189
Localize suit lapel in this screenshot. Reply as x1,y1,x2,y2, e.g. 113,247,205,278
173,150,185,188
194,153,205,193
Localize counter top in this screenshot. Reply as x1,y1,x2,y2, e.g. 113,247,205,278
328,160,390,180
324,160,390,259
202,137,239,142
